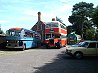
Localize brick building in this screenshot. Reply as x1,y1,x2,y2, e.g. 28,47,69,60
31,12,45,42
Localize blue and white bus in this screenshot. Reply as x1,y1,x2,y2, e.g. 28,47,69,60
6,28,41,50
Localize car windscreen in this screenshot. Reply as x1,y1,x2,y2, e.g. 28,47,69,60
72,42,89,47
78,42,89,47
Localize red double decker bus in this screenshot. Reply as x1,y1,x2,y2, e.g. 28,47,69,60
44,21,67,48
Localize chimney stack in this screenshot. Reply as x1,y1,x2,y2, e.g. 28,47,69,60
38,12,41,21
52,18,55,21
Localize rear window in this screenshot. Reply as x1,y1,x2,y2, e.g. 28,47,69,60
88,42,96,48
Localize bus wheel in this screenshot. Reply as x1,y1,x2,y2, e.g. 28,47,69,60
57,46,60,49
55,43,61,49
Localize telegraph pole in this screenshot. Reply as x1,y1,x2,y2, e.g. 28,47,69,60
0,24,1,31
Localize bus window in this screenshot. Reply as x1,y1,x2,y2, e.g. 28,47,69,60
46,34,51,39
6,30,20,36
60,35,66,38
60,24,66,29
15,32,20,36
52,34,54,38
24,32,33,37
46,22,59,28
55,34,60,38
51,23,58,27
45,24,50,28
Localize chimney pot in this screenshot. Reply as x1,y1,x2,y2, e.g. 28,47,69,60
52,18,55,21
38,12,41,15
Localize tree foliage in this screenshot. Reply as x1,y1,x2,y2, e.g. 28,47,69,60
68,2,94,39
91,6,98,28
67,25,73,34
85,27,96,40
56,17,66,26
0,30,4,34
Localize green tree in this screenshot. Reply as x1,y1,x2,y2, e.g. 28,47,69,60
85,27,96,40
90,6,98,40
91,6,98,28
68,2,94,39
56,16,66,26
67,25,73,34
95,32,98,40
0,30,4,34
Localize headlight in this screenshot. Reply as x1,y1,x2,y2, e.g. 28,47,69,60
67,50,72,52
46,42,48,43
66,49,72,53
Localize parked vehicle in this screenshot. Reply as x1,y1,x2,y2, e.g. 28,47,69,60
67,32,81,45
44,21,67,48
6,28,41,50
66,41,98,59
0,34,6,48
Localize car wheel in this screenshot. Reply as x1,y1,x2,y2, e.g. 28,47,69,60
74,52,83,59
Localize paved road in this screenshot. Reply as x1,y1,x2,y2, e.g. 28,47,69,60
0,48,98,73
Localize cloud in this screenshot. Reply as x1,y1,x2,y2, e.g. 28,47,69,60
23,10,37,16
0,20,10,23
60,0,98,6
40,3,72,25
23,10,57,22
59,0,72,3
16,16,34,22
55,4,72,16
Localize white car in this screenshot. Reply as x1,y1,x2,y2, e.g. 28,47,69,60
66,41,98,59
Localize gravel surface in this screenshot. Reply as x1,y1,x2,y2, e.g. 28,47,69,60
0,48,62,73
0,47,98,73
